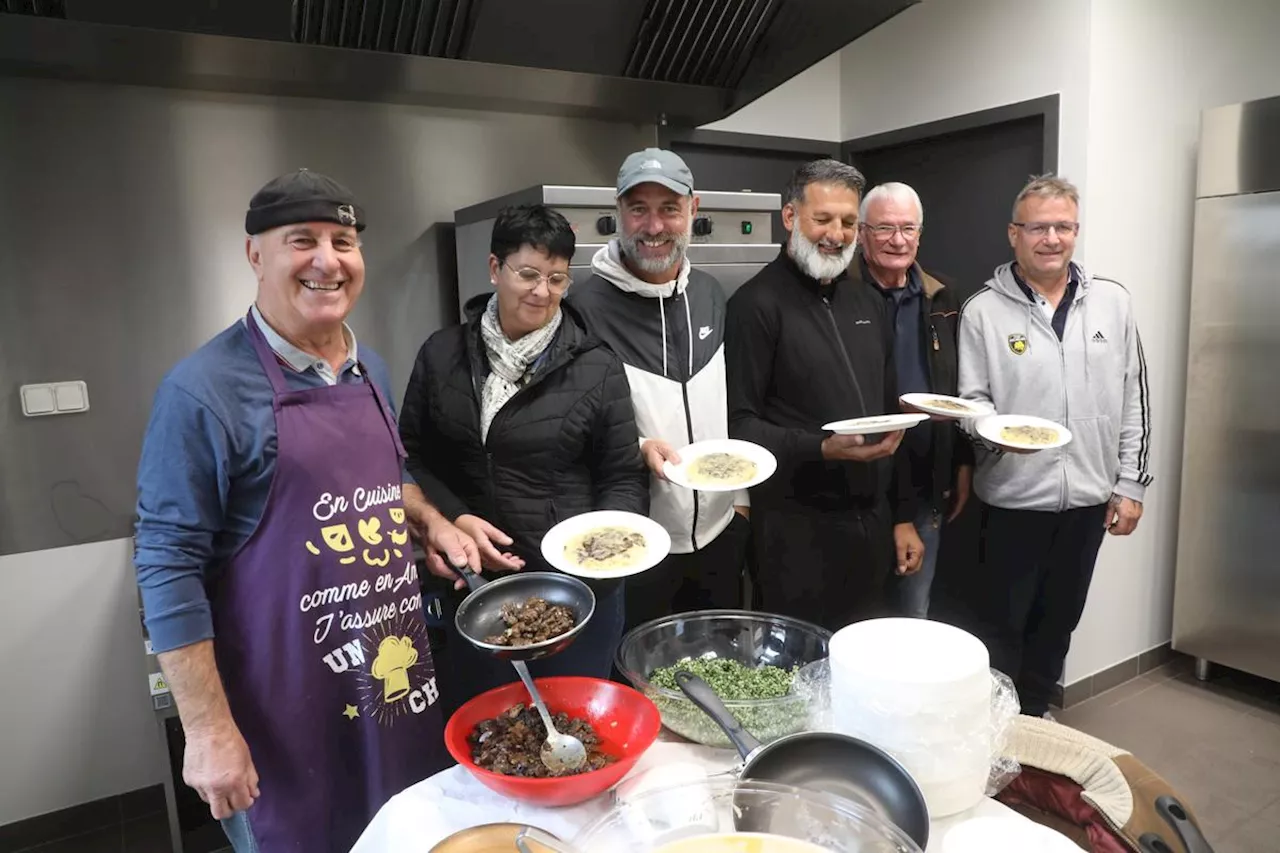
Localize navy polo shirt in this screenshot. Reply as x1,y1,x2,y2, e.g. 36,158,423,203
863,257,934,499
1012,264,1079,341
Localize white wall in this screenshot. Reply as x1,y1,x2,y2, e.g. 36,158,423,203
840,0,1280,685
1064,0,1280,682
700,52,844,141
0,540,165,826
839,0,1093,196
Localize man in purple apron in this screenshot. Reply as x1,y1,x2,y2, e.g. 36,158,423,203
134,171,458,852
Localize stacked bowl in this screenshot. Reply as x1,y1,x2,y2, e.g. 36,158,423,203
828,618,994,817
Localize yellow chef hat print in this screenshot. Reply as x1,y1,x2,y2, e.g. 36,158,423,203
370,636,419,702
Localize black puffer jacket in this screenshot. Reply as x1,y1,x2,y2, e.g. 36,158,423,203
399,295,649,570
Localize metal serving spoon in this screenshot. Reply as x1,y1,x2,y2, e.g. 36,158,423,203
509,660,587,773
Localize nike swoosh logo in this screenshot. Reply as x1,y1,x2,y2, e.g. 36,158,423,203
698,326,713,340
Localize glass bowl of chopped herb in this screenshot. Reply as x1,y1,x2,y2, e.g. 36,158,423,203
616,610,832,749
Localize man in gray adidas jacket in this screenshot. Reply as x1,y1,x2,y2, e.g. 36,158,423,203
939,175,1152,718
569,149,751,632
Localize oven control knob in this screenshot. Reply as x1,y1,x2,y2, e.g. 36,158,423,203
692,216,713,236
596,215,617,236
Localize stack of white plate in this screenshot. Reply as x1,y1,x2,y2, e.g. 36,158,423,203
829,618,994,817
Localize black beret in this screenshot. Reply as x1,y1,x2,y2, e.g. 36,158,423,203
245,169,366,235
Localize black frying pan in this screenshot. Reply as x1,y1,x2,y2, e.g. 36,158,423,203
450,566,595,662
676,671,931,848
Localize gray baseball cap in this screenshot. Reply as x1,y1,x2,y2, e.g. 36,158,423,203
616,148,694,197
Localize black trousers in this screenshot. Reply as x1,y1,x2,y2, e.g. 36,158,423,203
932,503,1108,716
750,501,892,632
624,513,751,632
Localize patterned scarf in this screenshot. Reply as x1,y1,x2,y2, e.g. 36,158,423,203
478,294,562,442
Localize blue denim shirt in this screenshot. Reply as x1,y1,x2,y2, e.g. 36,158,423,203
133,307,397,653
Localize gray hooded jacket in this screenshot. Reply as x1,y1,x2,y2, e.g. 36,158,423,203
958,261,1152,512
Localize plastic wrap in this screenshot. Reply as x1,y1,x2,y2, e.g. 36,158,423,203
791,658,833,729
790,658,1023,810
985,669,1022,797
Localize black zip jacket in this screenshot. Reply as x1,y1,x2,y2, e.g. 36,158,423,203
854,256,975,509
399,295,648,570
726,250,913,522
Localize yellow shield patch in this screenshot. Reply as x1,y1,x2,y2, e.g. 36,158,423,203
1008,334,1028,355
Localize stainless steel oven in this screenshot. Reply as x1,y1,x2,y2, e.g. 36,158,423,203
453,184,781,321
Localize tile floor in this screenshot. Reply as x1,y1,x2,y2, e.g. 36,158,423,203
1057,659,1280,853
11,817,228,853
16,660,1279,852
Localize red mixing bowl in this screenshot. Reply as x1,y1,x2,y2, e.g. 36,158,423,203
444,676,661,807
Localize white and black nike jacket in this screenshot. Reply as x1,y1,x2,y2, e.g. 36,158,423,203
568,241,746,554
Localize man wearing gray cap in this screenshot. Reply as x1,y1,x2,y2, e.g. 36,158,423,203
570,148,751,631
133,170,458,852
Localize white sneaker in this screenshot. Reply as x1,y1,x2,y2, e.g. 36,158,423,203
1042,710,1058,722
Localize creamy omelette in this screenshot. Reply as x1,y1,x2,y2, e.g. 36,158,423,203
1000,424,1059,447
686,452,758,487
564,526,646,570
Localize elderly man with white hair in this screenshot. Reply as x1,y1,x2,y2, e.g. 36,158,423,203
853,182,974,619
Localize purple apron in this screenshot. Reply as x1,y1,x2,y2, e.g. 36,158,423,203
211,313,447,852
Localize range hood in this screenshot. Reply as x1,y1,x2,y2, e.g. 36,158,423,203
0,0,917,126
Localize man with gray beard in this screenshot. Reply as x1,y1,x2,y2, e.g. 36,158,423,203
726,159,923,630
570,148,751,632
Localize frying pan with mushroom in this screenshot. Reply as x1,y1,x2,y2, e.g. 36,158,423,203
449,564,595,662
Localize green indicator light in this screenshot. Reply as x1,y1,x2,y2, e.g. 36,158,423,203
742,221,753,235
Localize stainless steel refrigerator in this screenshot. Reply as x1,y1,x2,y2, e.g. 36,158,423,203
1173,94,1280,682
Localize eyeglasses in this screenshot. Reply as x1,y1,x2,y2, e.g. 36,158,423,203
504,262,572,291
1012,221,1079,237
861,223,921,241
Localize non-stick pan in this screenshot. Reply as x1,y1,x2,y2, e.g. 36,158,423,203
450,566,595,662
676,671,931,849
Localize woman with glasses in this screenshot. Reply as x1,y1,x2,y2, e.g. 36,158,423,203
399,203,648,709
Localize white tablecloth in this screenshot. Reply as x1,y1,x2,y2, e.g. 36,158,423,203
350,737,1065,852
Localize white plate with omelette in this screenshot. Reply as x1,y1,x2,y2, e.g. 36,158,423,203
899,392,994,420
976,414,1073,452
541,510,671,579
662,439,777,493
822,412,929,436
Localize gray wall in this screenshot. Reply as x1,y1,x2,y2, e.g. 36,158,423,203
0,76,654,825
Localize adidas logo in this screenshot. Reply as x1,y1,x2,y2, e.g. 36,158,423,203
1091,330,1107,343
